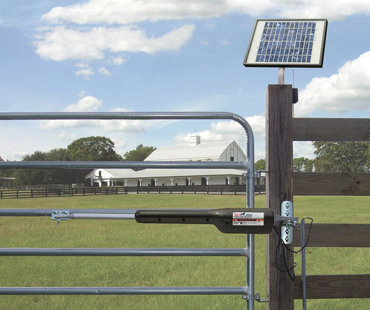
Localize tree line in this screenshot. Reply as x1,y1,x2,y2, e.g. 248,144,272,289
0,136,155,186
1,139,369,186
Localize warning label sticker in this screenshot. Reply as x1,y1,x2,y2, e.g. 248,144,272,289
232,212,264,226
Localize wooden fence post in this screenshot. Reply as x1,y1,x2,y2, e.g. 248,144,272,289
266,84,294,310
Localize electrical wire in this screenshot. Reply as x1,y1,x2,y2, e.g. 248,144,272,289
273,217,314,282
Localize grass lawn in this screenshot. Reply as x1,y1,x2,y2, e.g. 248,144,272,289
0,194,369,309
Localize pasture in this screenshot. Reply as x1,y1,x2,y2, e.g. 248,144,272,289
0,194,369,309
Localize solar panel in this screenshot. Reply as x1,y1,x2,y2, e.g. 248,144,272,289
244,19,328,68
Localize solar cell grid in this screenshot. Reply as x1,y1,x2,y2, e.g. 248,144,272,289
255,21,316,64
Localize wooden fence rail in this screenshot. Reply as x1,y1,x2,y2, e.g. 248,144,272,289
0,185,265,199
291,116,370,303
293,224,370,247
0,187,126,199
293,118,370,141
294,275,370,299
293,172,370,196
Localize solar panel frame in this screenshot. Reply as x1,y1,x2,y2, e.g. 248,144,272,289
243,19,328,68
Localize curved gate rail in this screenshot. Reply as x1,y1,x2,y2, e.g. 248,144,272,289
0,112,256,309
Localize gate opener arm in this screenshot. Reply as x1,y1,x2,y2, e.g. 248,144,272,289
51,207,298,235
135,208,297,234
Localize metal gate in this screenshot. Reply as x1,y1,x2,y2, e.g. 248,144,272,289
0,112,256,309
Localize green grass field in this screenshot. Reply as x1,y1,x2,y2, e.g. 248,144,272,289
0,194,369,309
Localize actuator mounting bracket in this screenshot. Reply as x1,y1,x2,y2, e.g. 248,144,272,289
279,201,296,244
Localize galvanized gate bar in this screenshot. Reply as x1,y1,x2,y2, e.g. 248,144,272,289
0,112,250,126
0,208,208,216
0,248,248,256
0,111,255,309
0,287,248,295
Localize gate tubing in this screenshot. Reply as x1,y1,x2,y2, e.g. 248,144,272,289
0,287,248,296
0,248,249,257
0,111,256,309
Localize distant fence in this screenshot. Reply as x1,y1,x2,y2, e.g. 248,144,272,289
0,185,265,199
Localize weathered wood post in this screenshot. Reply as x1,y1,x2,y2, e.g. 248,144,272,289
266,84,294,309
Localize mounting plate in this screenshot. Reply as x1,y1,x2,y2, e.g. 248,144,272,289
280,201,293,244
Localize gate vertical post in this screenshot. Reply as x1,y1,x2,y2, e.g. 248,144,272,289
265,84,294,309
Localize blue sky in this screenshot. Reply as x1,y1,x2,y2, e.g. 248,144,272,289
1,1,369,162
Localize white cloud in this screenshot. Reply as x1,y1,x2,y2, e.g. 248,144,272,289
64,95,102,112
75,62,90,68
41,0,227,24
38,96,146,133
56,131,77,142
34,24,195,61
77,89,86,97
75,62,94,78
41,0,370,25
39,118,146,133
293,142,315,159
75,68,94,78
98,67,111,76
35,0,370,67
110,55,127,65
295,51,370,116
269,0,370,21
9,151,28,161
111,138,126,148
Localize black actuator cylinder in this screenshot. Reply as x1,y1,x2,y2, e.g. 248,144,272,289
135,208,274,234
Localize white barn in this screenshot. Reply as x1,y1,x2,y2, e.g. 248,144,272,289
85,168,134,187
85,135,247,187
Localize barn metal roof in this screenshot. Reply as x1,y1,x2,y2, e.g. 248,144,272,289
145,140,242,161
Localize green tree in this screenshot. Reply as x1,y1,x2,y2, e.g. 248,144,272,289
313,141,370,172
14,151,55,185
123,144,156,161
0,156,13,179
254,159,266,171
48,148,69,161
14,137,124,185
66,137,123,183
47,148,74,184
293,157,314,172
67,136,123,161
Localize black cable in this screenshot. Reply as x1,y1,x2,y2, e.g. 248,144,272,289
274,226,297,281
273,217,314,282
